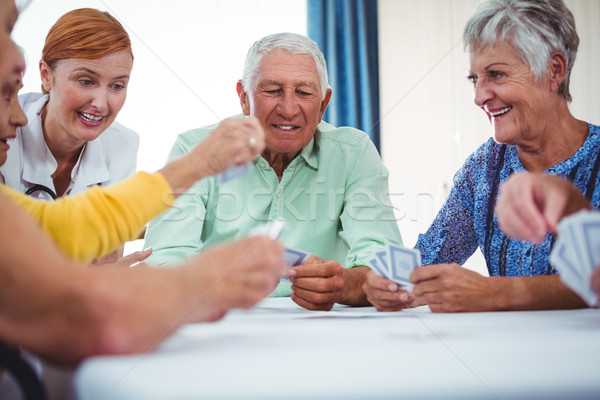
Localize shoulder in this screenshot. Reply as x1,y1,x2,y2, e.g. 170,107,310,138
453,137,510,191
314,121,378,160
587,122,600,134
585,122,600,146
462,137,508,169
315,120,371,147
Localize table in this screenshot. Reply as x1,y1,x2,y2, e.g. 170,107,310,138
74,298,600,400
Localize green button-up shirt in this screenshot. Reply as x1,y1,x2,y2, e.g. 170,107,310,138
145,118,402,296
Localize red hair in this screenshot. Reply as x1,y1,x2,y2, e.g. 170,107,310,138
41,8,133,93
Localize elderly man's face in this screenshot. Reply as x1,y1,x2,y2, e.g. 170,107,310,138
238,49,331,160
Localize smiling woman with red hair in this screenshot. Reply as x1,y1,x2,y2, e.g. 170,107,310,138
0,8,138,201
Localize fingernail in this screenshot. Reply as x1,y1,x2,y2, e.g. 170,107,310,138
388,284,397,292
399,293,408,302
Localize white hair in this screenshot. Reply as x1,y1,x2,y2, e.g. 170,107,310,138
463,0,579,102
241,32,330,99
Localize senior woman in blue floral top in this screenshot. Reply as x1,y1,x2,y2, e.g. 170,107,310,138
364,0,599,312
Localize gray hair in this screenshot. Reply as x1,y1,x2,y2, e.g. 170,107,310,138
463,0,578,102
241,32,329,99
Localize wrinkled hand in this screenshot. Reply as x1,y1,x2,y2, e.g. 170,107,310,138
91,247,153,268
194,116,265,176
191,236,286,317
496,172,590,244
288,255,345,311
363,270,423,311
410,263,494,313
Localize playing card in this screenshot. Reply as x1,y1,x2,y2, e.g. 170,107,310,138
368,244,420,290
368,255,392,280
374,249,392,278
550,210,600,306
249,219,285,239
280,247,311,280
550,238,597,306
578,215,600,271
387,243,421,285
218,162,252,185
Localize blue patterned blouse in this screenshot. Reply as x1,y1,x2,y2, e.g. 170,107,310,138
415,123,600,277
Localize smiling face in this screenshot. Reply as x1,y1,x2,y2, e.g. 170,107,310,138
0,0,27,166
41,50,133,147
468,41,555,146
237,49,331,162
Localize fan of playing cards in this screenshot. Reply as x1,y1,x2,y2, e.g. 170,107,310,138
368,243,422,291
549,210,600,307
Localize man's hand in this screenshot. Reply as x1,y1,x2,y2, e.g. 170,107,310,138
288,255,345,311
362,269,423,311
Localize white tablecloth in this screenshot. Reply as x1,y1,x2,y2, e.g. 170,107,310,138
75,298,600,400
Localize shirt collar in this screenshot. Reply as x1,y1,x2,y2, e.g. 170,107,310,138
20,94,110,194
20,95,55,189
297,124,322,170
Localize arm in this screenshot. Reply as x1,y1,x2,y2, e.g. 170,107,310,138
410,264,587,312
2,117,264,263
0,191,285,365
336,137,403,306
496,172,592,243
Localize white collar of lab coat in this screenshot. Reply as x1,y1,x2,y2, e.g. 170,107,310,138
20,94,110,195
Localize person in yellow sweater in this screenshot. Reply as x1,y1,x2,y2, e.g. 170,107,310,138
0,0,287,369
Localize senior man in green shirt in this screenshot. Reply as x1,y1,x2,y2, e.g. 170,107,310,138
145,32,402,311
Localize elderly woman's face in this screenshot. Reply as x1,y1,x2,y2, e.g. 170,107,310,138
468,41,554,146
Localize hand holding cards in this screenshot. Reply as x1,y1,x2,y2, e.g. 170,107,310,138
549,210,600,306
249,220,311,279
368,243,422,290
280,247,311,280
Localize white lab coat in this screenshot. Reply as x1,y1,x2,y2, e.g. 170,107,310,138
0,93,139,198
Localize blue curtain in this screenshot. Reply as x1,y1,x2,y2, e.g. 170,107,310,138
307,0,380,151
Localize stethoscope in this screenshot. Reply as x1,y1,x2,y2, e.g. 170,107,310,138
24,184,57,200
24,182,102,200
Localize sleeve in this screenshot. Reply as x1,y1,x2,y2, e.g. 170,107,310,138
338,137,403,268
1,172,171,263
414,154,480,266
143,134,209,267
